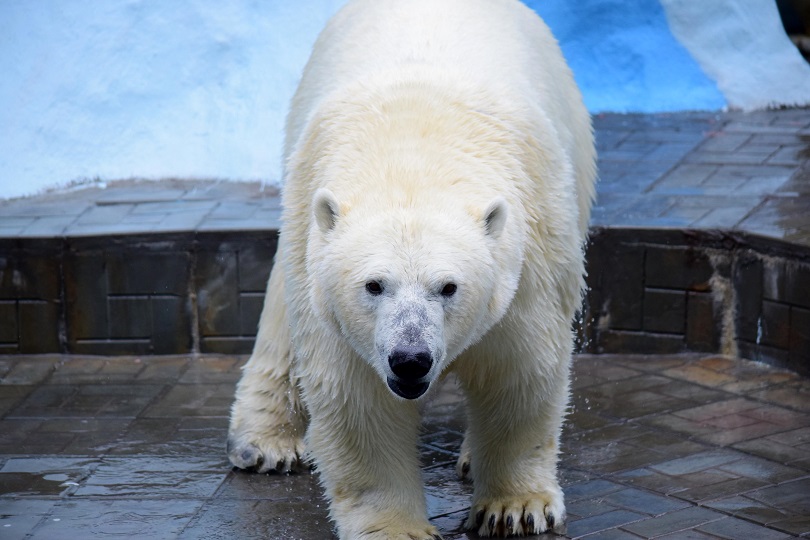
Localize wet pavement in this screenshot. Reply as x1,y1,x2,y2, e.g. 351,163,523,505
1,353,808,539
1,109,809,538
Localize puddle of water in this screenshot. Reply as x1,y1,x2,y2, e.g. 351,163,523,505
0,473,78,497
0,458,95,497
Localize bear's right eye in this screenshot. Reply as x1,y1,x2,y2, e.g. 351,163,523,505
365,281,384,296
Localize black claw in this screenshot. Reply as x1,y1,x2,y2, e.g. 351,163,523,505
475,509,485,527
526,513,535,531
461,461,470,475
275,459,285,471
506,515,514,532
547,512,556,530
487,513,496,531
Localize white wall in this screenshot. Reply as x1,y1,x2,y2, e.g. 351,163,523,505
1,0,808,199
1,1,345,199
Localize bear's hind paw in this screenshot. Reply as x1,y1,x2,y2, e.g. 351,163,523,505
455,452,472,482
465,492,565,537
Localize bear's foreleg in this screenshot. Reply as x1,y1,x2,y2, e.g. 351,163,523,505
455,327,570,537
302,357,441,540
227,259,308,473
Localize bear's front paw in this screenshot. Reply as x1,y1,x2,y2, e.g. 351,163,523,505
465,491,565,537
227,428,306,474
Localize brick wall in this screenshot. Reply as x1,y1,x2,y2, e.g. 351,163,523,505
1,228,807,375
0,232,277,356
580,228,810,375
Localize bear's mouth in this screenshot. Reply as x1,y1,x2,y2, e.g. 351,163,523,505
386,377,429,400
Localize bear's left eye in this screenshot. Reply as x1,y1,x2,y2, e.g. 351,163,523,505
440,283,457,297
365,281,384,296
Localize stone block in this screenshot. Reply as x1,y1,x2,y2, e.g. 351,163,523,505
761,300,790,350
196,250,239,336
599,330,684,355
108,297,152,339
0,254,61,300
643,288,686,334
107,252,189,295
686,291,720,352
200,336,254,355
237,239,277,292
645,246,713,291
18,300,61,353
0,300,18,343
603,243,645,331
239,293,264,336
64,253,108,341
784,261,810,309
788,306,810,375
71,339,152,356
733,253,763,343
151,296,192,354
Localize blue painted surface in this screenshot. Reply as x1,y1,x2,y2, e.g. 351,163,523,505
525,0,726,112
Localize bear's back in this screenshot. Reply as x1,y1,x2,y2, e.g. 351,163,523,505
284,0,595,237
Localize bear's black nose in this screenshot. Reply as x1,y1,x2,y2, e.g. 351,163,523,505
388,346,432,380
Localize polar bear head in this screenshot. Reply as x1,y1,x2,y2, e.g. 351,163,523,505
293,84,536,399
307,187,522,400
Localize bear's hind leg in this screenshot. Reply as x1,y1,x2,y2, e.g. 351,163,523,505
227,258,308,473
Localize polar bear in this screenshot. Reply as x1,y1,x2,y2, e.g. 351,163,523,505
227,0,596,538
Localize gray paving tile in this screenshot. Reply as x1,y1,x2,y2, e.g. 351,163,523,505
649,451,742,476
703,495,792,525
565,480,625,502
128,200,216,214
18,216,78,236
567,509,647,538
622,507,725,537
768,515,810,536
95,187,188,203
601,488,690,516
74,456,228,498
177,498,335,540
28,499,203,540
75,204,135,224
697,516,793,539
745,477,810,514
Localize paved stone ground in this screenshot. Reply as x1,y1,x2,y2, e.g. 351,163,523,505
0,353,808,539
1,109,809,245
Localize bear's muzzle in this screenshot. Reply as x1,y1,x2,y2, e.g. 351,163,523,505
387,345,432,399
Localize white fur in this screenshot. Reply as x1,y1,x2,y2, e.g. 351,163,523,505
228,0,596,538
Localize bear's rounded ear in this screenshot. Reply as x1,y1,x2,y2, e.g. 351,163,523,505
313,188,340,233
483,197,507,238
